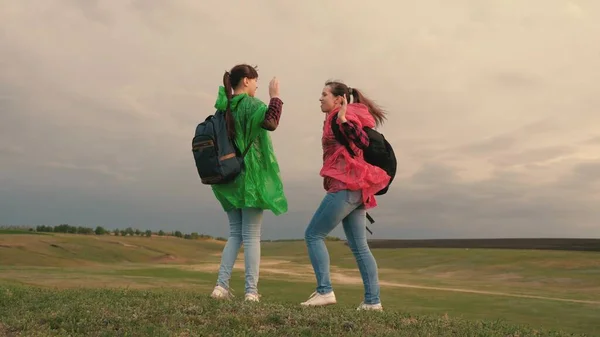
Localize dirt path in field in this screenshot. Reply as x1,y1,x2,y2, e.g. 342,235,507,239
187,259,600,305
378,282,600,305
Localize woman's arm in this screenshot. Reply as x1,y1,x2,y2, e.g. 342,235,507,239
340,120,369,149
261,97,283,131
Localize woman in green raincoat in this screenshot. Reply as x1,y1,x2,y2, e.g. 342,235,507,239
209,64,288,302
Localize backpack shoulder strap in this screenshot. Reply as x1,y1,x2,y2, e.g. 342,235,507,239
330,114,356,157
223,95,257,159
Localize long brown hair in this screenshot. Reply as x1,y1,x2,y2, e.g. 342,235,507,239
325,80,387,127
222,64,259,139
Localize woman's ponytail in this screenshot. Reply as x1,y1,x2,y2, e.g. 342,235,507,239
326,80,387,127
352,88,386,127
223,71,235,140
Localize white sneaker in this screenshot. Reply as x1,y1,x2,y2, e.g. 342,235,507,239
245,293,260,302
210,285,233,300
357,302,383,311
300,291,337,307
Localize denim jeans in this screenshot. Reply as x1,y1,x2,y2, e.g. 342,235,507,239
304,189,381,304
216,207,263,295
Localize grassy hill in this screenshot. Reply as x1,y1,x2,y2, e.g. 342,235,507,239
366,238,600,251
1,232,599,336
0,286,583,337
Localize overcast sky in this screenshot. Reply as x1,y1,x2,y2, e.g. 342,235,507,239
1,0,599,240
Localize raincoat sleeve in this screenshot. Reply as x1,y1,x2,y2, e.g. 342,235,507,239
340,120,370,149
261,97,283,131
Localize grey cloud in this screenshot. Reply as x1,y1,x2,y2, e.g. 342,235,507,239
0,145,23,158
583,136,600,145
2,160,600,240
513,119,563,138
457,119,560,156
571,162,600,183
368,164,600,239
556,161,600,189
491,71,542,89
459,135,517,155
42,162,138,182
488,145,575,167
64,0,113,25
1,0,600,240
409,163,461,185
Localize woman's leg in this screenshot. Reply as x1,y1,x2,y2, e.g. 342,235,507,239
342,205,382,308
302,190,361,306
212,209,242,298
241,207,264,296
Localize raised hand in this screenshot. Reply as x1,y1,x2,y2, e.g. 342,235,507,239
269,77,279,99
338,94,348,122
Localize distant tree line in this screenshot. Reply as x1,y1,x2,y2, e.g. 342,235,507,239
1,225,342,242
1,225,226,241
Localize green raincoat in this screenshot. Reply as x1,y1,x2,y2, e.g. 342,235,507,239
210,86,288,215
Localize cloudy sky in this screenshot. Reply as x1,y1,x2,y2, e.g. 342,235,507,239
1,0,599,240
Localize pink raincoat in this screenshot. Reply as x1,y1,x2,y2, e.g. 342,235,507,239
320,103,391,209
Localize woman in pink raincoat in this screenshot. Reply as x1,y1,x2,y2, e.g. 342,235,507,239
300,80,391,310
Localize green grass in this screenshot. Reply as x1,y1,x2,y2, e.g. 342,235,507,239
260,242,600,301
112,268,600,335
0,285,585,337
2,266,597,335
1,233,599,336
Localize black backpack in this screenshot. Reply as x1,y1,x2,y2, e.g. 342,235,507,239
192,109,256,185
331,115,397,233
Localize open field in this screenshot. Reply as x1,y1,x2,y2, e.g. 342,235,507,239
1,233,599,336
366,238,600,252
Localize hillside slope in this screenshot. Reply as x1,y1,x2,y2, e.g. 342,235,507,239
0,285,584,337
0,233,225,266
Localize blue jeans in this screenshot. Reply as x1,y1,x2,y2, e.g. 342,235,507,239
304,190,381,304
216,207,263,295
